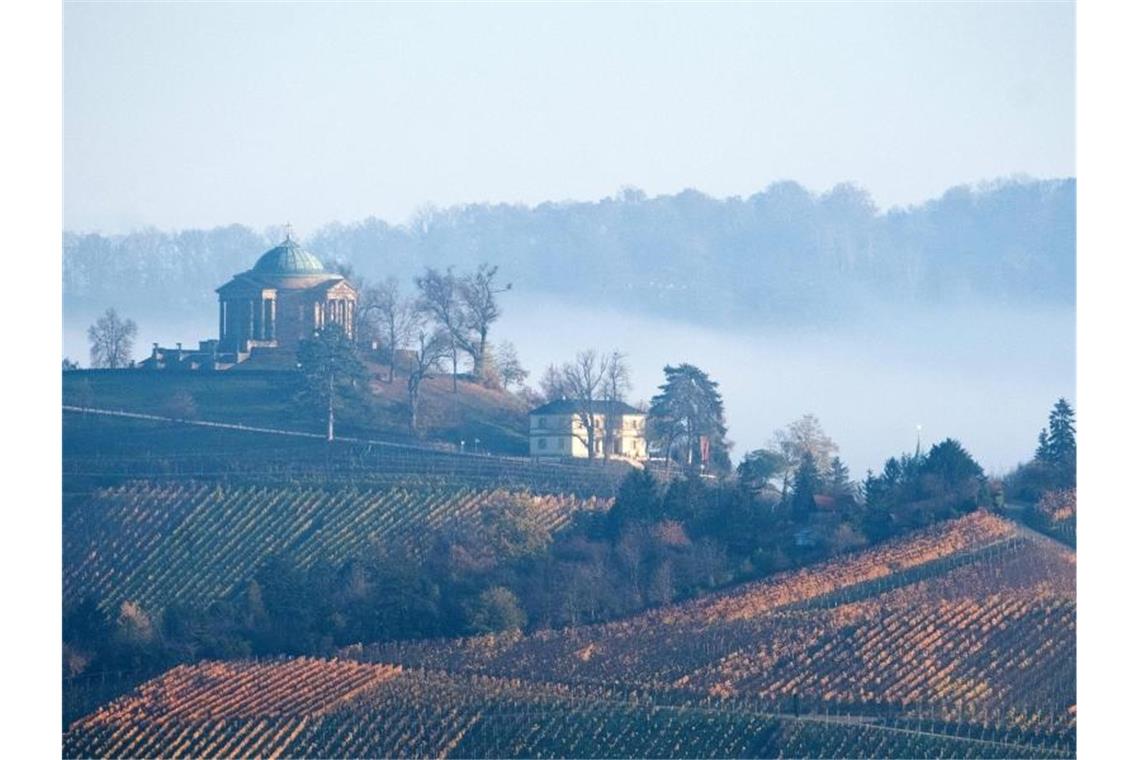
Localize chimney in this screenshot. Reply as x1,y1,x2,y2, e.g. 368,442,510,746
152,342,159,360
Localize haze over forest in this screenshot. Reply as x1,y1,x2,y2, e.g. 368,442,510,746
63,176,1075,474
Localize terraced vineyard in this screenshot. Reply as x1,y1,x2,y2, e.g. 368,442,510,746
353,513,1075,755
64,480,609,611
359,513,1029,685
64,660,1070,759
64,512,1076,757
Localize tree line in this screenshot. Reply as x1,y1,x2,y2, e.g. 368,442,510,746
1003,398,1076,536
64,178,1075,331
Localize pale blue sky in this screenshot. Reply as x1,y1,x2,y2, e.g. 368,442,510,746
64,1,1074,234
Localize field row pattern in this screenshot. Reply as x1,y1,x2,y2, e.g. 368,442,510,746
64,661,1069,759
355,516,1073,740
64,481,608,611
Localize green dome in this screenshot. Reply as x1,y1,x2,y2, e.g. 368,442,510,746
252,237,328,275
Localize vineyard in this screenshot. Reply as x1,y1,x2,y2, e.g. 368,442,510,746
357,513,1029,682
64,659,1071,759
64,480,610,612
349,513,1075,756
64,512,1075,758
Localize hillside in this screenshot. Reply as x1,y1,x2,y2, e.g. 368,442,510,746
62,363,531,455
64,660,1069,760
352,513,1074,747
64,513,1076,759
64,479,610,614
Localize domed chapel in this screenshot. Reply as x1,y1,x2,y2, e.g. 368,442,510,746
215,232,357,354
142,231,357,370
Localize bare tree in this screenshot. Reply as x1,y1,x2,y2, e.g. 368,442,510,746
539,364,568,402
414,267,470,392
486,341,528,390
458,263,511,381
352,283,381,349
406,319,451,435
770,413,839,504
87,308,137,369
366,277,417,383
600,351,632,461
333,263,383,350
559,349,611,461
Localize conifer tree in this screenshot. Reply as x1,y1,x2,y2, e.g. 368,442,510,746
826,456,851,496
296,324,367,441
648,363,728,472
1044,397,1076,485
791,453,821,518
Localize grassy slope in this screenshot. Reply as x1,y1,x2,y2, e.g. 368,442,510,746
62,363,530,454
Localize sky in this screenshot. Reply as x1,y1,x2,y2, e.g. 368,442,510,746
64,1,1074,235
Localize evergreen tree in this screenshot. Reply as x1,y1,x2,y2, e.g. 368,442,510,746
1034,427,1050,462
647,363,729,471
790,453,820,519
736,449,786,493
296,324,368,441
607,469,660,534
826,456,851,496
1045,398,1076,484
920,438,985,512
881,457,903,487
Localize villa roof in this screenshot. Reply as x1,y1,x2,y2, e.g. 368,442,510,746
529,399,643,416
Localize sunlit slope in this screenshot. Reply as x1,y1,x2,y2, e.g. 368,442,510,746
65,513,1075,759
64,480,609,612
358,512,1074,746
64,658,1070,759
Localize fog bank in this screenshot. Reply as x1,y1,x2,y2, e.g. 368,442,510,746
66,298,1073,477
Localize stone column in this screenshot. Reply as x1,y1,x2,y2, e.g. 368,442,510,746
268,298,276,340
219,301,227,342
248,299,255,342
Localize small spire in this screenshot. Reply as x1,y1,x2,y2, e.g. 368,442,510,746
283,222,294,241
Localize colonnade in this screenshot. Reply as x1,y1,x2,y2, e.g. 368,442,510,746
220,295,353,348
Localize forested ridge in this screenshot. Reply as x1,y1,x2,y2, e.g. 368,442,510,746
64,177,1074,328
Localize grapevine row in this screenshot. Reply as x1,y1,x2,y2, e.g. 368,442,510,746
64,480,609,612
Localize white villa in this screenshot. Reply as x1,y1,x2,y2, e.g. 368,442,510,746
528,399,648,463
